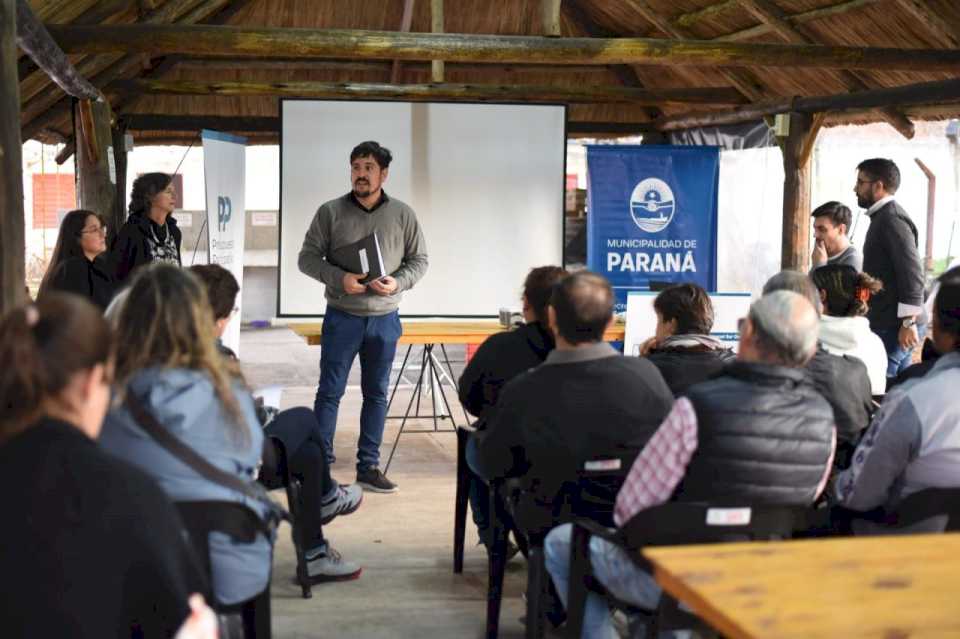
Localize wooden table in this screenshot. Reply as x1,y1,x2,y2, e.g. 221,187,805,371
643,533,960,639
289,320,626,346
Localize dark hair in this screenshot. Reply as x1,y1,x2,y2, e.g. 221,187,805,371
653,283,714,335
350,141,392,169
522,266,568,323
189,264,239,321
38,209,104,296
935,266,960,348
0,293,112,443
762,270,821,314
550,272,614,345
128,172,173,218
811,201,852,232
857,158,900,194
810,264,883,317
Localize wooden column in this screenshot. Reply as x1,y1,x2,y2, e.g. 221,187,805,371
74,99,118,232
780,111,823,271
110,122,128,246
542,0,562,36
430,0,443,82
1,0,26,312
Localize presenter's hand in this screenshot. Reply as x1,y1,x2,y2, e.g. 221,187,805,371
343,272,368,295
638,336,659,357
898,324,920,350
811,240,828,267
369,276,398,296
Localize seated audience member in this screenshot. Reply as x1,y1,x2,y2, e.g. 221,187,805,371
763,271,873,449
834,268,960,523
474,272,673,521
810,264,887,396
638,283,734,395
190,263,363,581
37,209,114,310
458,265,567,552
111,172,181,283
0,294,209,638
99,264,273,608
889,269,960,388
544,291,835,638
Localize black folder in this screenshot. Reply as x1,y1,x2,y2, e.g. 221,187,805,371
329,232,386,284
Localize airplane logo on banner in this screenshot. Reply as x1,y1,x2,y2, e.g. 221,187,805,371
629,178,675,233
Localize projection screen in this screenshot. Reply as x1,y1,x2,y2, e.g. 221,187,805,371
279,100,566,317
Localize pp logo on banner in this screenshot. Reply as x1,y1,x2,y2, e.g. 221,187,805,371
629,178,675,233
217,196,232,232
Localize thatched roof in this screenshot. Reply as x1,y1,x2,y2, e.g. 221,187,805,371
18,0,960,147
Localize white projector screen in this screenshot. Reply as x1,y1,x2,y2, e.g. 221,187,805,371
279,100,566,317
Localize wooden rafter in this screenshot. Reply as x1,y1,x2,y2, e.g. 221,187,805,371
44,24,960,72
622,0,769,102
430,0,443,82
737,0,914,138
717,0,884,42
390,0,415,83
109,78,748,105
895,0,960,48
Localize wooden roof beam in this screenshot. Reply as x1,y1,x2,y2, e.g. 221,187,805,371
44,24,960,72
736,0,914,138
655,77,960,131
390,0,415,83
109,78,749,105
15,0,100,100
622,0,769,102
717,0,884,42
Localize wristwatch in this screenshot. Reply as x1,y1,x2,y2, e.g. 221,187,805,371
901,317,917,329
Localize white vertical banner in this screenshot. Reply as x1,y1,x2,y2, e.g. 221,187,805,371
202,130,247,356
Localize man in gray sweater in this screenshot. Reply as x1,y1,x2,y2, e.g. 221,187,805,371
299,141,428,493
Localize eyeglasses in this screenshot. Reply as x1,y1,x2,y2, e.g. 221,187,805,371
855,178,877,186
80,226,107,236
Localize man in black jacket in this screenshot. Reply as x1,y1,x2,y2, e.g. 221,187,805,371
855,158,925,378
474,272,674,519
458,265,566,551
763,271,874,457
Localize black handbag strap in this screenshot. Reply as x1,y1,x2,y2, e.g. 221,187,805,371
124,391,286,518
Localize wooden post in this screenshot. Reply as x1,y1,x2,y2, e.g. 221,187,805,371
542,0,562,37
110,123,128,246
780,111,822,271
430,0,443,82
1,0,26,312
74,99,118,231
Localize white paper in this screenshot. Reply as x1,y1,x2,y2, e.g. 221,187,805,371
359,247,369,275
252,385,283,410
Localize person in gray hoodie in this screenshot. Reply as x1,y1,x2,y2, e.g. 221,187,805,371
298,141,428,493
99,264,272,607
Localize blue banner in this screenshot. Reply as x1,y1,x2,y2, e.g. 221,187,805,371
587,145,719,312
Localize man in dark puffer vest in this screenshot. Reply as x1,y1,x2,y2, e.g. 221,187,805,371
544,290,836,638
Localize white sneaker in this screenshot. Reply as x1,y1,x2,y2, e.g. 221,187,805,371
319,484,363,525
306,547,361,582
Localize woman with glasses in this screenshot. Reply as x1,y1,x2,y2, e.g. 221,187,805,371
38,209,115,310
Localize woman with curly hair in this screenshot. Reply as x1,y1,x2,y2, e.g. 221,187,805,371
111,172,181,282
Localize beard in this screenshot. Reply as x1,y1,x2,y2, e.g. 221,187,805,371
857,191,875,209
353,180,372,197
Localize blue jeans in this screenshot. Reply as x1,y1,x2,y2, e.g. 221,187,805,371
314,306,401,471
545,523,662,639
875,325,926,378
465,435,493,548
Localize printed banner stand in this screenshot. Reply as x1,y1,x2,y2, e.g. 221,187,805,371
624,291,752,356
587,145,720,313
202,129,247,356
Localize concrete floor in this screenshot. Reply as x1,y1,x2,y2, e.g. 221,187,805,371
240,327,530,639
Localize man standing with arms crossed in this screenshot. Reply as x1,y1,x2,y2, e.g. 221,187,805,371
299,141,428,493
855,158,925,379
